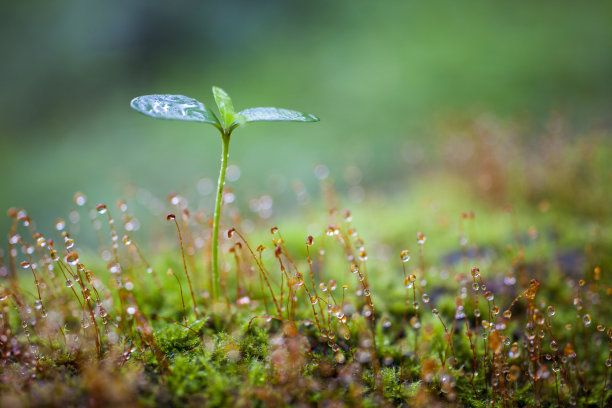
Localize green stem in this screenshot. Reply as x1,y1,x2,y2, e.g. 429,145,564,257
212,132,230,301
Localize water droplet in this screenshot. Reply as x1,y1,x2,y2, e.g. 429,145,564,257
400,249,411,262
471,267,480,277
122,235,132,246
117,200,128,212
343,210,352,222
417,232,426,245
583,314,592,327
550,340,558,351
422,293,430,303
350,264,359,274
96,204,107,214
547,305,556,317
503,310,512,319
552,361,560,372
359,250,367,261
126,306,136,315
472,282,479,291
485,291,494,301
64,237,75,250
74,192,87,206
66,252,79,266
54,219,66,231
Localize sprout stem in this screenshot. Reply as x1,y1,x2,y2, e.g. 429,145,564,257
212,132,230,301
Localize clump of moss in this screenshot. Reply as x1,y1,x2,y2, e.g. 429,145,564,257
1,121,611,407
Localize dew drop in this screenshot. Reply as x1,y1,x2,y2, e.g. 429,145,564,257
417,232,426,245
400,249,411,263
96,204,107,214
359,250,367,261
66,252,79,266
36,237,47,248
54,219,66,231
582,314,592,327
547,305,556,317
550,340,558,351
73,192,87,207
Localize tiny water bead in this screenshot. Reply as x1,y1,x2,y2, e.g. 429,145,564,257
66,252,79,266
550,340,558,351
484,291,494,301
54,219,66,231
117,200,128,212
422,293,430,303
96,204,107,214
400,249,411,262
343,210,352,222
73,192,87,207
417,232,426,245
471,267,480,278
547,305,556,317
582,314,592,327
503,310,512,319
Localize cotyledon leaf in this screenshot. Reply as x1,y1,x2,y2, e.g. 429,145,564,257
238,107,320,123
130,94,221,127
212,86,237,130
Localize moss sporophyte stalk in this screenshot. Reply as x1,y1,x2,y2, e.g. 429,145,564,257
130,87,319,301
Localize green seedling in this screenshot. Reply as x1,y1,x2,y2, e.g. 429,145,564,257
130,87,319,301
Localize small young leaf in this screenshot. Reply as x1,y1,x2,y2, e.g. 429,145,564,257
130,95,221,127
212,86,236,130
238,107,319,123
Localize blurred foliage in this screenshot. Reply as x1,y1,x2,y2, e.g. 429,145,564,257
1,0,612,239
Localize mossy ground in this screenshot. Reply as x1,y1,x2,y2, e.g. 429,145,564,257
1,123,611,407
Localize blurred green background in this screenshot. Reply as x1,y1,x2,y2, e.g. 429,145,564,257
1,0,612,239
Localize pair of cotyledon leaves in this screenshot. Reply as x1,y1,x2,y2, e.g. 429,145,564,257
130,86,319,132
